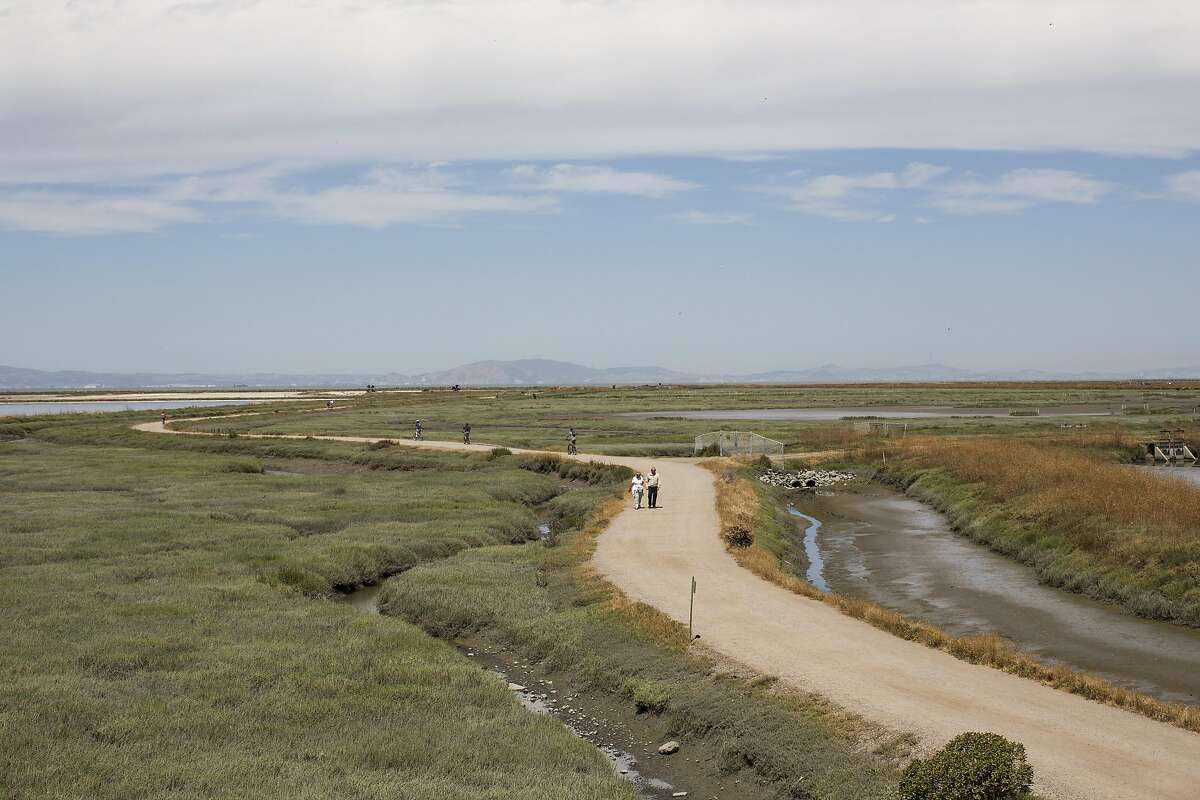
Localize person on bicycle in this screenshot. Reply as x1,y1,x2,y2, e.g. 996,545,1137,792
462,422,471,445
414,419,423,440
567,427,577,455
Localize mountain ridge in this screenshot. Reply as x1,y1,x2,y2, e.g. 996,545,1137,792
4,359,1200,389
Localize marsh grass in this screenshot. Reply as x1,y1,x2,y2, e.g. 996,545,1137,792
0,425,637,799
700,459,1200,734
384,481,909,800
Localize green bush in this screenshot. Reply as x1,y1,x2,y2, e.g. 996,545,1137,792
488,447,513,459
623,678,671,714
696,443,721,457
899,732,1033,800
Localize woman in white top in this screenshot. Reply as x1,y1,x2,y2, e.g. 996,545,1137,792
630,473,645,509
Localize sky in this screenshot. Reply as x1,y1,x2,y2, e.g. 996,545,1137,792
3,0,1199,375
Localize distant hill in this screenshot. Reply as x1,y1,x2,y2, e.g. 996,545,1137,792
3,360,1199,390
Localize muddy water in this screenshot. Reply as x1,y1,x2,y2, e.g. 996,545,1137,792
790,485,1200,704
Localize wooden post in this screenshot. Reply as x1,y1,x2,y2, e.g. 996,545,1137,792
688,576,697,640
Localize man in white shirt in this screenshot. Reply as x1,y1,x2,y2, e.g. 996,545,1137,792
646,468,660,509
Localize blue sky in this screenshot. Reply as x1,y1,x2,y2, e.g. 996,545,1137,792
3,2,1199,375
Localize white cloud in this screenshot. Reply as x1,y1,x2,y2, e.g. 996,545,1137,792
4,0,1200,184
759,161,949,220
930,169,1114,215
761,164,1116,221
0,164,557,233
667,210,753,226
508,164,697,197
273,169,557,228
1165,170,1200,199
0,192,198,234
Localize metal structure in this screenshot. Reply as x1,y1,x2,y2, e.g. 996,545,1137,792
694,430,784,457
1144,430,1196,462
852,421,909,437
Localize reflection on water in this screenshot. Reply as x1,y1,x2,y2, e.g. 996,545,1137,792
785,506,828,591
0,399,268,416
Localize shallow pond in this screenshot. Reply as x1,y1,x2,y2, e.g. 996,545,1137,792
789,485,1200,704
0,399,270,416
618,405,1115,421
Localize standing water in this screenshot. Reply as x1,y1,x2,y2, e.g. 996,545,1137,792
785,507,828,592
787,485,1200,704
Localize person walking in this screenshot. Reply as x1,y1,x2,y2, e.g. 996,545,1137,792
414,419,423,440
160,412,168,426
462,422,471,445
646,467,660,509
567,427,577,455
630,472,645,510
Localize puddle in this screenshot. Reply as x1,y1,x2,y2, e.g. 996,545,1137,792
788,485,1200,704
340,582,384,615
785,506,828,591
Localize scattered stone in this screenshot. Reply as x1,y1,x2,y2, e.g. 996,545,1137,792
507,683,526,692
658,740,680,755
672,793,688,798
758,468,854,490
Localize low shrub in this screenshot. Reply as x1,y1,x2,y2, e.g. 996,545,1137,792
696,443,721,457
898,732,1033,800
222,458,264,474
366,439,394,450
623,677,671,714
488,447,513,459
722,525,754,548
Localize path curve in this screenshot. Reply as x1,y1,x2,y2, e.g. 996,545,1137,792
135,418,1200,800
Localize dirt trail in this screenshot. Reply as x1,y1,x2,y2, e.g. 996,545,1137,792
135,418,1200,800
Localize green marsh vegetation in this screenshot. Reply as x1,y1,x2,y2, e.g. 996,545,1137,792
382,462,911,800
0,416,641,799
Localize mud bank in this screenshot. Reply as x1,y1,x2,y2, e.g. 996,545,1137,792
787,484,1200,704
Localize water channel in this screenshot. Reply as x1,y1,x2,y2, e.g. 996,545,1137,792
787,484,1200,704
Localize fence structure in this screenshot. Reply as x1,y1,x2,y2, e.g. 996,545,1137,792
694,430,784,457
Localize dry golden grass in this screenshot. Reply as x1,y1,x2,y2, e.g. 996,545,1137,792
892,438,1200,545
699,459,1200,734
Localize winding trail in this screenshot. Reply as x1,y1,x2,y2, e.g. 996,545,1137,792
135,418,1200,800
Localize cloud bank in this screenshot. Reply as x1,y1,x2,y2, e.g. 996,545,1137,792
3,0,1200,186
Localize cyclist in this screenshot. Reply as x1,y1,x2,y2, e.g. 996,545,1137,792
414,419,423,441
462,422,471,445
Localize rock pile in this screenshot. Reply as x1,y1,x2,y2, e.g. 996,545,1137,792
758,468,855,489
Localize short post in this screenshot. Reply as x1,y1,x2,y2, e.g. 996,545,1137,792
688,576,697,641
